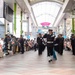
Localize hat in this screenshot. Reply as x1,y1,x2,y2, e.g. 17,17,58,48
5,34,7,36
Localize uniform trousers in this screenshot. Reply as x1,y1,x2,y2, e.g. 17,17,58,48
72,45,75,55
47,43,53,57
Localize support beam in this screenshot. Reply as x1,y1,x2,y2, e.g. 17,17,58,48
64,18,66,36
29,0,63,5
23,0,38,26
20,11,22,35
53,0,69,27
14,3,17,34
72,18,75,34
27,17,29,36
72,11,75,34
27,16,30,39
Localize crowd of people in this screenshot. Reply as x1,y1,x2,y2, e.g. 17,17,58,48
0,34,36,57
0,29,75,63
36,29,75,62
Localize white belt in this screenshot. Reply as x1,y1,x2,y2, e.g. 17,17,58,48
47,41,53,43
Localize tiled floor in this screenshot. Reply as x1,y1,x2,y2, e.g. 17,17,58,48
0,49,75,75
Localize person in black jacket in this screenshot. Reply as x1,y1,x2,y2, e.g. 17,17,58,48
54,35,59,53
54,34,64,55
37,33,43,55
3,34,9,54
70,34,75,55
43,29,55,62
19,35,24,54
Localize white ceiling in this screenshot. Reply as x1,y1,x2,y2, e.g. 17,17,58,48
32,2,62,27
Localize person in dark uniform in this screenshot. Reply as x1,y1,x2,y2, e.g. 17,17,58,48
59,34,64,55
55,34,64,55
43,29,55,62
3,34,9,54
34,38,37,51
37,33,43,55
19,35,24,54
70,34,75,55
58,34,64,55
54,35,59,53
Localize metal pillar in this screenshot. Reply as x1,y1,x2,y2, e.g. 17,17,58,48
14,3,17,34
4,19,7,34
72,11,75,34
20,11,22,35
64,18,66,37
72,18,74,34
27,16,30,39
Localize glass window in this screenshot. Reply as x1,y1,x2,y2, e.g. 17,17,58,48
32,2,62,27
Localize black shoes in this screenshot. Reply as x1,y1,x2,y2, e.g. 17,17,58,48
48,59,52,62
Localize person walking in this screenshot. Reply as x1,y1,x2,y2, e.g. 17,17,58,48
37,33,43,55
55,34,64,55
3,34,9,54
43,29,55,62
70,34,75,55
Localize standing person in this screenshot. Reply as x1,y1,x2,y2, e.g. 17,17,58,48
34,38,37,51
19,35,24,54
43,29,55,62
54,35,59,53
70,34,75,55
3,34,9,54
11,35,16,54
37,33,43,55
58,34,64,55
54,34,64,55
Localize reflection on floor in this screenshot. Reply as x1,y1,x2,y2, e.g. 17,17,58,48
0,49,75,75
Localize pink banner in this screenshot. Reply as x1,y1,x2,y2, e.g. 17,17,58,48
41,22,50,26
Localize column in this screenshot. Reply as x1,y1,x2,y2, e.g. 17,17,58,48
72,11,75,34
14,3,17,35
64,18,66,37
72,18,74,34
20,11,22,35
27,16,30,39
4,19,7,34
63,0,65,2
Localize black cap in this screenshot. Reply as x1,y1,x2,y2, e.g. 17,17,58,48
39,33,41,35
48,29,53,31
5,34,7,36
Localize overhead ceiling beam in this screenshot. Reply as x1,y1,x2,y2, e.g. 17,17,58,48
53,0,69,27
23,0,38,26
64,0,75,13
16,0,28,12
29,0,63,5
3,0,29,13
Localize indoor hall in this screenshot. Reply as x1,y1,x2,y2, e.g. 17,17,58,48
0,0,75,75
